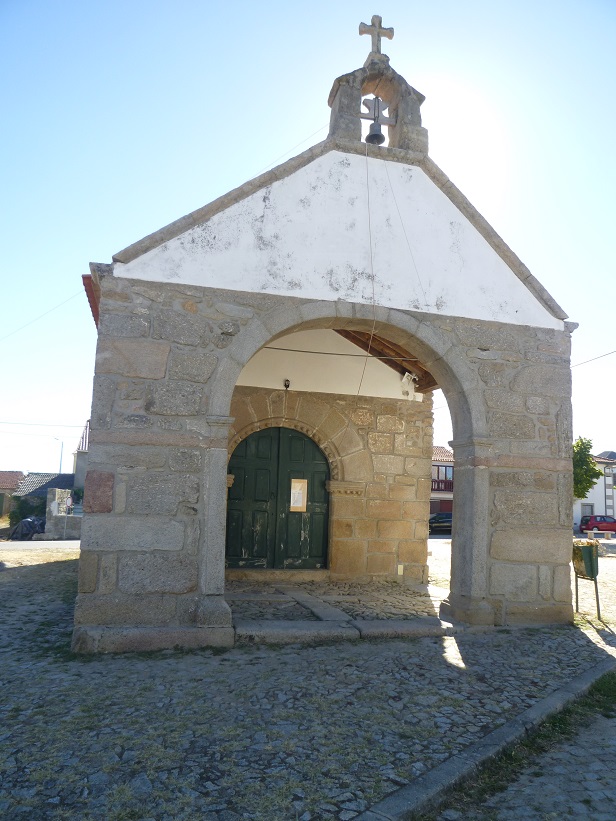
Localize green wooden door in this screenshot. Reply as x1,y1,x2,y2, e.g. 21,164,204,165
226,427,329,569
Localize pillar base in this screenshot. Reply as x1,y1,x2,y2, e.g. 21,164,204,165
502,601,574,625
196,594,233,627
440,594,495,626
71,625,235,654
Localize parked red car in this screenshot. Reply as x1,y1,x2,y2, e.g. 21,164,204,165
579,515,616,533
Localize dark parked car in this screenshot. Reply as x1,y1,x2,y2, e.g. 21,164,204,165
579,515,616,534
429,512,452,534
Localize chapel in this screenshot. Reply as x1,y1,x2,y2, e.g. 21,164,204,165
75,16,576,652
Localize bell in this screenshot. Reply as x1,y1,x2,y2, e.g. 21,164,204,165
365,121,385,145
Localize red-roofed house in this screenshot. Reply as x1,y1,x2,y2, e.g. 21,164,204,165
0,471,24,516
431,446,453,515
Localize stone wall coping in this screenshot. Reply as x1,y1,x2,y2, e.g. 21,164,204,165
108,139,567,323
325,480,365,496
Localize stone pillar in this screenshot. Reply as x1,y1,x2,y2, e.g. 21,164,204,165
388,95,429,153
328,77,362,142
327,481,368,577
440,438,495,625
196,415,234,639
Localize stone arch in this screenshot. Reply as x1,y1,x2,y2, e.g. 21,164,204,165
229,419,343,481
210,301,484,440
211,300,492,618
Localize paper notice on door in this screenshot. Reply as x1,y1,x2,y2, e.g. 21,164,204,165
290,479,308,512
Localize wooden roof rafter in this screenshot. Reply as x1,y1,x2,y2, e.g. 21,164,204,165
334,330,438,393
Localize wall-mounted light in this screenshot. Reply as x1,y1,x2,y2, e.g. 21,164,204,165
283,379,291,390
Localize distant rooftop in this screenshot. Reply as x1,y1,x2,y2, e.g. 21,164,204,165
77,420,90,452
597,451,616,462
0,471,25,490
13,473,75,498
433,446,454,462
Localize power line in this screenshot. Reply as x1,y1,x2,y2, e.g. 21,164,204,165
0,421,84,428
0,291,83,343
250,124,329,179
572,349,616,368
0,430,73,440
264,346,418,361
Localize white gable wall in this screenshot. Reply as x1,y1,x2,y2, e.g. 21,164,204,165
115,151,563,330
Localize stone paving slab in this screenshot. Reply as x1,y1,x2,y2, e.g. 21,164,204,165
352,618,457,639
3,541,616,819
235,619,362,645
225,580,449,628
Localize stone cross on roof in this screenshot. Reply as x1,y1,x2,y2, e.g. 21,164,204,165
359,14,394,65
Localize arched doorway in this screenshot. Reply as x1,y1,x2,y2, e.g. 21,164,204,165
226,427,330,569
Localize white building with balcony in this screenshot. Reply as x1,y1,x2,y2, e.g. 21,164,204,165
573,452,616,532
431,446,454,515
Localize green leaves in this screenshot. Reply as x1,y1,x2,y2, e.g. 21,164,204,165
572,437,603,500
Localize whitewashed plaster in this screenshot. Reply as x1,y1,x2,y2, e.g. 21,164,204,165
115,151,563,330
236,329,422,401
573,462,615,528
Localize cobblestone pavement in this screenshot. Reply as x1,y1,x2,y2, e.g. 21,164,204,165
434,712,616,821
226,539,450,626
2,540,616,820
227,580,448,623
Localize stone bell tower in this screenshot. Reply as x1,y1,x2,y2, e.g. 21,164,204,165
328,14,428,153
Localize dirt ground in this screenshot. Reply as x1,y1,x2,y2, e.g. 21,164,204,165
0,540,80,569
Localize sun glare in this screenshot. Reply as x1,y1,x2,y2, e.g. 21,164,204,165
441,636,466,670
421,72,515,219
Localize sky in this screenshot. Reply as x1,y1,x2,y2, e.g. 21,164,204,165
1,0,615,474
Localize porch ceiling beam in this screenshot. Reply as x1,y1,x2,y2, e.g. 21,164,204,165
334,330,438,393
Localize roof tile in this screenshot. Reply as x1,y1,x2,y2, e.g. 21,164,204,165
13,473,75,498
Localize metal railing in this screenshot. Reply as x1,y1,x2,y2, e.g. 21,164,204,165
431,479,453,492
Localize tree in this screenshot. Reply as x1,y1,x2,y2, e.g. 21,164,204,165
8,496,46,527
572,437,603,499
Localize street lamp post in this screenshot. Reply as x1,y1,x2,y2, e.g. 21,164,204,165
53,437,63,473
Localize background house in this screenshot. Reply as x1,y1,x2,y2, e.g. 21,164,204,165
73,420,89,491
13,472,84,540
0,471,24,517
430,446,454,515
13,472,76,502
573,453,616,532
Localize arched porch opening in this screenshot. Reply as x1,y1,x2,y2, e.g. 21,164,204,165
204,303,492,625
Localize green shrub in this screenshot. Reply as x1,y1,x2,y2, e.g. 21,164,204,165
8,496,46,527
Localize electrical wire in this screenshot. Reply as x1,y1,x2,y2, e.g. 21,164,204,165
0,421,84,428
572,350,616,368
0,291,83,343
383,159,430,309
250,124,330,180
263,346,418,361
0,430,71,440
0,125,332,348
355,140,378,396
